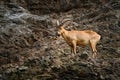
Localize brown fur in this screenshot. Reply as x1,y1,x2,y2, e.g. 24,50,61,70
57,27,101,58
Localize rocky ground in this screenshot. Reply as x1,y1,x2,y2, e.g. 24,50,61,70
0,0,120,80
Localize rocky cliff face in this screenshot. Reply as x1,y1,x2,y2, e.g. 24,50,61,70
2,0,82,15
0,0,120,80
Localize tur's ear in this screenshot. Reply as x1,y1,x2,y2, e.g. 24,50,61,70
57,20,60,26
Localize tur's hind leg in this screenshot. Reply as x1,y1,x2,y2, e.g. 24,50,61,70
89,40,97,58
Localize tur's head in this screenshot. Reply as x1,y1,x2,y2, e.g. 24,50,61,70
56,19,70,37
57,26,65,37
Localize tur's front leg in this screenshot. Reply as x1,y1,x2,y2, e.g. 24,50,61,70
71,47,74,54
70,47,75,57
72,40,77,55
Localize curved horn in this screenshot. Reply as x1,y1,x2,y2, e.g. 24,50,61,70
56,18,72,28
63,19,72,28
62,18,72,24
